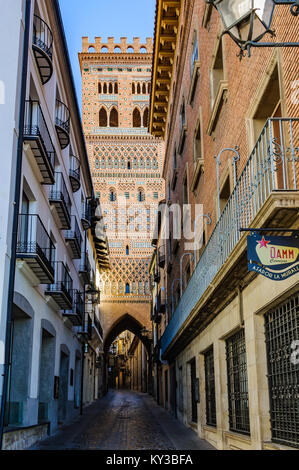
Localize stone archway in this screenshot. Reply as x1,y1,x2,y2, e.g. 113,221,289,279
102,313,152,395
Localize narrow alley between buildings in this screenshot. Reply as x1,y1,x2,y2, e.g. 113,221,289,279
30,390,215,451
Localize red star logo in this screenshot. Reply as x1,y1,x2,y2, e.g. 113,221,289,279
257,236,270,248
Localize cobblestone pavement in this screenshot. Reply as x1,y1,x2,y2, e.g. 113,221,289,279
30,390,215,450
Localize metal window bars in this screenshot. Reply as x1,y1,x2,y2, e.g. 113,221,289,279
161,117,299,355
204,347,217,427
265,293,299,448
226,329,250,435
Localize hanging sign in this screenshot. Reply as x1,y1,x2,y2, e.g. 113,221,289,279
247,233,299,280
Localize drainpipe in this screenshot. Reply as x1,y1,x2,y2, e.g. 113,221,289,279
0,0,31,449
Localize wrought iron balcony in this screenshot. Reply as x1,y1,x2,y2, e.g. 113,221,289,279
81,200,92,230
63,290,84,326
48,172,71,229
16,214,55,284
45,261,73,309
55,99,70,149
69,155,81,192
161,117,299,356
32,15,53,85
64,215,82,259
78,314,92,340
157,290,166,314
79,252,91,284
154,268,160,283
23,100,55,184
93,314,103,339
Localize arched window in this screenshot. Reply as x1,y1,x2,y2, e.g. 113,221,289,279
95,158,99,169
98,82,102,94
143,107,149,127
109,189,116,202
140,47,147,53
140,157,144,169
99,107,108,127
146,157,151,169
101,46,108,53
125,283,130,294
109,82,113,94
114,82,118,94
153,157,158,169
133,108,141,128
137,83,141,94
114,46,121,53
126,245,129,255
114,158,118,169
127,159,131,170
121,158,125,169
127,46,134,53
138,189,145,202
103,83,107,94
109,107,119,127
101,157,105,169
142,83,146,94
132,83,135,94
147,82,151,94
108,157,112,168
133,157,138,169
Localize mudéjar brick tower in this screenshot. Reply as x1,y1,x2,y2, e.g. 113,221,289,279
79,37,165,354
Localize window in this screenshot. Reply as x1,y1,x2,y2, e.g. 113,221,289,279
108,82,113,94
153,192,158,199
143,107,149,128
194,119,201,162
204,348,216,427
147,82,151,94
126,245,129,255
183,174,188,205
98,82,102,93
103,83,107,94
178,101,187,153
138,189,145,202
133,108,141,127
189,358,198,423
226,329,250,435
99,107,108,127
264,294,299,448
109,189,116,202
137,83,141,94
109,107,119,127
142,82,146,94
132,83,135,94
125,283,130,294
124,192,130,199
127,159,131,170
191,31,199,75
114,83,118,94
211,39,224,108
219,174,231,215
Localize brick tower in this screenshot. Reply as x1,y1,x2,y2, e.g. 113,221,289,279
79,37,164,347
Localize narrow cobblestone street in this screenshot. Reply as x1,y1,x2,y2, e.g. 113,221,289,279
30,390,215,450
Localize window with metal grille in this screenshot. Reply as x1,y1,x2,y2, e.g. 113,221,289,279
226,329,250,435
204,347,217,427
265,294,299,449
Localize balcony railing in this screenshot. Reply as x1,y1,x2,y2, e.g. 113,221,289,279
23,100,55,184
45,261,73,309
55,99,70,149
161,117,299,355
16,214,55,284
63,290,84,325
81,200,92,230
64,215,82,259
69,155,81,192
48,172,71,229
32,15,53,85
79,252,91,284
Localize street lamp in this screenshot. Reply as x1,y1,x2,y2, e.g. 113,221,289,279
206,0,299,57
86,284,101,304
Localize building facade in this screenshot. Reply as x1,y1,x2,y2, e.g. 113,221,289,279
0,0,108,450
150,0,299,450
79,38,165,391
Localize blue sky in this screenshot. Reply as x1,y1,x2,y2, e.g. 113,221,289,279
59,0,156,108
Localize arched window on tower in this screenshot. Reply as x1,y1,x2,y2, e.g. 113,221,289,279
142,82,146,94
98,82,102,94
109,189,116,202
147,82,151,94
109,107,119,127
143,107,149,128
126,245,129,255
114,158,118,169
133,108,141,128
127,158,131,170
121,158,125,169
153,157,158,169
103,83,107,94
137,83,141,94
140,157,144,169
132,83,135,94
99,107,108,127
114,82,118,94
125,283,130,294
133,157,138,169
137,188,145,202
108,82,113,94
101,157,105,169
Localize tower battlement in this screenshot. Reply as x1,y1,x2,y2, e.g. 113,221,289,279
82,37,153,54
